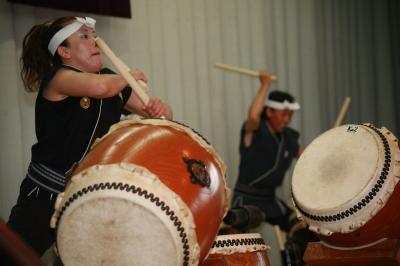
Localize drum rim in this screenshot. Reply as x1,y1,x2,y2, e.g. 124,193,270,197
207,233,270,255
292,124,400,236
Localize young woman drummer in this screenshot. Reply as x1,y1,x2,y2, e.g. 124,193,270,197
7,16,173,256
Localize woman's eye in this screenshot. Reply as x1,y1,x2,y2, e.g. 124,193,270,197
80,33,89,39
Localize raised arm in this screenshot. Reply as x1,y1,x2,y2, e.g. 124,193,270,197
245,71,273,132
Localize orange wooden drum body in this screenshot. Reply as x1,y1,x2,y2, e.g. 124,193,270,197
52,119,229,265
201,233,270,266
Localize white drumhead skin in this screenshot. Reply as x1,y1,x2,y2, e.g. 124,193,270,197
59,198,178,266
292,124,400,236
52,163,200,266
293,125,378,210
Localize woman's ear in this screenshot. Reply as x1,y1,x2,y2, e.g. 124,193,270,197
57,46,71,59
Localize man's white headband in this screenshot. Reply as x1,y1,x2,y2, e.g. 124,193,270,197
266,99,300,110
48,17,96,56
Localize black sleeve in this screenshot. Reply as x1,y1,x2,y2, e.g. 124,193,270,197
38,65,64,95
286,127,300,139
100,67,132,105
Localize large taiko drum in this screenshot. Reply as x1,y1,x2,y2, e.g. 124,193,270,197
201,233,271,266
292,124,400,249
50,119,230,265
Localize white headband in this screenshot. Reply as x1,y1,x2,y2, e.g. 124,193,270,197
266,99,300,110
48,17,96,56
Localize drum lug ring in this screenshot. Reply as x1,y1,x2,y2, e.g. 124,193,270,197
183,157,211,187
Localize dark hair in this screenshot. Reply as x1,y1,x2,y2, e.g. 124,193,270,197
20,16,75,92
268,90,295,103
261,90,296,120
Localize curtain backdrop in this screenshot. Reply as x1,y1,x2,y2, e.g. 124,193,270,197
1,0,398,264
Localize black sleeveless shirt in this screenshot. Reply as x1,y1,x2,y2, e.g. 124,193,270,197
31,65,132,173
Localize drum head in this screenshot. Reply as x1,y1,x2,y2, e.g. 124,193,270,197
293,125,379,210
58,197,179,266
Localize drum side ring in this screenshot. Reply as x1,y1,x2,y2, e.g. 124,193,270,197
212,237,267,248
208,233,270,256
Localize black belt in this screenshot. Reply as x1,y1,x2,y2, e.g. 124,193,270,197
26,162,66,194
234,183,275,197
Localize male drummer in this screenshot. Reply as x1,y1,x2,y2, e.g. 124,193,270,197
231,71,302,232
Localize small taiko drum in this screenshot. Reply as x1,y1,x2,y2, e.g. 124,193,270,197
292,124,400,249
51,119,230,265
201,233,270,266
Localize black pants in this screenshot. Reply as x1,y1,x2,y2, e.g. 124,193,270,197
7,178,57,257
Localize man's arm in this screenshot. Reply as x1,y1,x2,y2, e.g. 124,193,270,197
243,71,273,147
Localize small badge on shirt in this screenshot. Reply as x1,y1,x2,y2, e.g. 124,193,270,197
284,150,289,158
80,97,91,109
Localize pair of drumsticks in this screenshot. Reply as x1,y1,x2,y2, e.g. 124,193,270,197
96,36,352,259
214,62,351,255
95,36,351,126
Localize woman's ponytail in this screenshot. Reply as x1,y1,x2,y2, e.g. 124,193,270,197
20,17,75,92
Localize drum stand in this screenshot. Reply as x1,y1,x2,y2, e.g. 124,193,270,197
0,218,45,266
303,239,400,266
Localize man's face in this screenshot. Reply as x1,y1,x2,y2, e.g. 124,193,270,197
267,108,293,132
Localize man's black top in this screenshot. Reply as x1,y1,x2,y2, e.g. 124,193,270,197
236,118,300,192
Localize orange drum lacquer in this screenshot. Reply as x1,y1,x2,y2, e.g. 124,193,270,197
51,119,230,265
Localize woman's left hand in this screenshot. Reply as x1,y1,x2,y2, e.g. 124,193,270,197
143,97,173,120
129,69,148,83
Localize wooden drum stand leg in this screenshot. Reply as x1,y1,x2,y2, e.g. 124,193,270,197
0,218,45,266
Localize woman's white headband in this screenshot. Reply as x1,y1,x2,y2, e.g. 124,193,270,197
266,99,300,110
48,17,96,56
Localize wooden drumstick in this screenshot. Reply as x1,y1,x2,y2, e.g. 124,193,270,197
111,55,150,93
274,225,290,265
333,96,351,127
95,37,150,105
215,62,278,80
274,225,285,251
